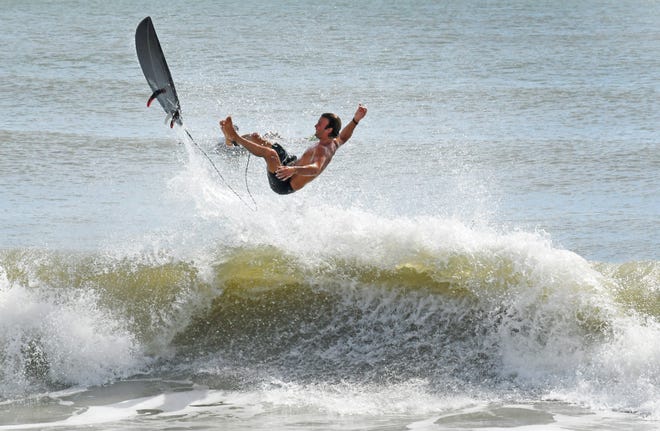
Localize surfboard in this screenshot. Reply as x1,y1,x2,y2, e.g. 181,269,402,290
134,17,256,210
135,16,182,127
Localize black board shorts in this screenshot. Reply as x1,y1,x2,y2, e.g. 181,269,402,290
268,171,295,195
268,143,297,195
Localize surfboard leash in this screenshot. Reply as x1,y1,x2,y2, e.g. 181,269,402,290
244,153,256,208
144,94,257,211
182,127,258,212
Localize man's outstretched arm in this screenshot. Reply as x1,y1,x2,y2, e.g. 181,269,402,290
337,104,367,146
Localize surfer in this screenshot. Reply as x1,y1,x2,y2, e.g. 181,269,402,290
219,104,367,195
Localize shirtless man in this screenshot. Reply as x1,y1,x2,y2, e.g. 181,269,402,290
219,104,367,194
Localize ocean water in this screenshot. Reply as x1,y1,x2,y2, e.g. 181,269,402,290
0,1,658,430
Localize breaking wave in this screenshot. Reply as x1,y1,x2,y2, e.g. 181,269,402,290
1,217,658,416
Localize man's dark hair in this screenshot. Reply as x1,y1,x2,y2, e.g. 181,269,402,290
321,113,342,138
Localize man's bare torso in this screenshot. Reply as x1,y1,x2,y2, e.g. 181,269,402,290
289,139,339,189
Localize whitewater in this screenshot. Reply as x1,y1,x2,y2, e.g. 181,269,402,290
1,1,658,430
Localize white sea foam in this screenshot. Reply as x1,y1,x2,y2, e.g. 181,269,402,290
0,277,144,399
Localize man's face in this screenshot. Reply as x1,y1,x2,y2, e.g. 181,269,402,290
315,117,331,139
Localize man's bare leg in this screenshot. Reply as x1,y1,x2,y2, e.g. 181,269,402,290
226,132,272,148
220,117,281,172
243,133,274,147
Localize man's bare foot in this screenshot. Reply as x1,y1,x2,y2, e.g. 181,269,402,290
219,116,239,147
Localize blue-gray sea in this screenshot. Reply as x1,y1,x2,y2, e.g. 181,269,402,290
0,1,658,430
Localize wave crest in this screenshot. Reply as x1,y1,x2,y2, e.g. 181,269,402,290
1,239,658,415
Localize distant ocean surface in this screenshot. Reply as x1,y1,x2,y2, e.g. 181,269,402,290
0,1,658,430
